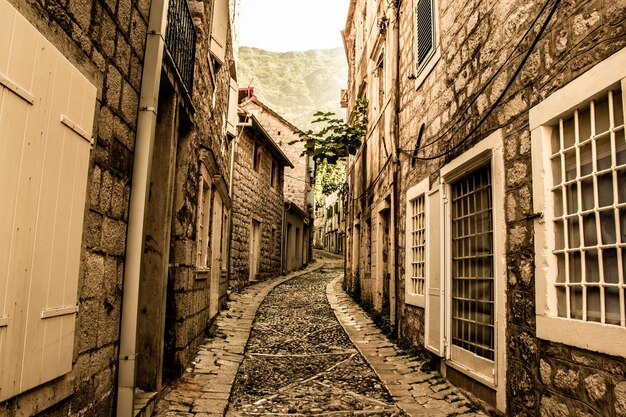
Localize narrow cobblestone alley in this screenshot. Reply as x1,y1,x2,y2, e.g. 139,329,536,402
229,266,401,416
153,256,485,417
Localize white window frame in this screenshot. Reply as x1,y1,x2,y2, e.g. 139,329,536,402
530,47,626,358
405,178,429,307
413,0,440,89
438,130,507,411
196,163,212,270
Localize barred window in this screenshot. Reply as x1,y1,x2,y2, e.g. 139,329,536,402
406,179,428,307
550,89,626,326
451,165,495,360
410,195,426,296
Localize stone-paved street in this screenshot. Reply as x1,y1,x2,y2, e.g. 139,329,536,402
229,267,403,416
153,256,485,417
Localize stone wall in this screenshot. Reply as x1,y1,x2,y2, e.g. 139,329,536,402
394,0,626,414
0,0,146,415
240,99,310,213
167,0,237,377
230,127,284,287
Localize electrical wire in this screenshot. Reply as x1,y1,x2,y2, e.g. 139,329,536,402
416,0,554,151
404,0,561,161
349,154,393,201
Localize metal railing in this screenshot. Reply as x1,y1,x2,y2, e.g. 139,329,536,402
165,0,196,95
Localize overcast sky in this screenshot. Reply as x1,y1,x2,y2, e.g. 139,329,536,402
237,0,350,52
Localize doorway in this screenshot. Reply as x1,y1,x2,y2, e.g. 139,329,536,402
249,220,261,281
210,192,224,318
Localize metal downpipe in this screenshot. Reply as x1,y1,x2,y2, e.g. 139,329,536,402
116,0,168,415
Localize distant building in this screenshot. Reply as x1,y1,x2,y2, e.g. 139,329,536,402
314,190,345,255
240,89,314,271
230,111,292,286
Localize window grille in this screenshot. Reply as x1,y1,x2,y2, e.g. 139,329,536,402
415,0,435,66
549,89,626,326
409,195,426,296
451,165,495,360
165,0,196,95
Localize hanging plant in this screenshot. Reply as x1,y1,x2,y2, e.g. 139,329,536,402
290,98,369,165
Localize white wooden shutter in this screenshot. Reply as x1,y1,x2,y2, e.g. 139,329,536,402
0,0,96,401
226,78,238,137
424,186,444,356
210,0,229,64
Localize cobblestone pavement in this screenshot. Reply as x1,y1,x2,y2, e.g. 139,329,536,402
327,277,485,417
153,257,485,417
229,266,404,416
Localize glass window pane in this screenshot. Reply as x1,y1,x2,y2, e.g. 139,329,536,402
594,98,610,136
581,178,595,211
587,286,601,323
614,91,624,127
585,250,599,283
557,286,567,318
597,172,614,208
571,287,583,320
602,248,619,284
579,107,592,141
570,252,582,283
563,117,576,149
599,210,616,245
582,214,597,247
605,287,621,325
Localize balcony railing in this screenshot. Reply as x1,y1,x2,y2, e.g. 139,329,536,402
165,0,196,95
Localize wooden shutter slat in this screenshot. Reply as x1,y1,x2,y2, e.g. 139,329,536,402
210,0,228,63
0,0,96,399
416,0,434,66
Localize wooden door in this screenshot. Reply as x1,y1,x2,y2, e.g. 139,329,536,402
249,220,261,281
210,192,223,318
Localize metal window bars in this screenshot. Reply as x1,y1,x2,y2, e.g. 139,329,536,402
451,165,495,360
550,89,626,326
165,0,196,95
410,195,426,296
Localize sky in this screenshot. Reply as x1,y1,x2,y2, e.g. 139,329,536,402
236,0,350,52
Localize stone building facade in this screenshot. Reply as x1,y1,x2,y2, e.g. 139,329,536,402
239,91,313,272
314,190,345,254
343,0,626,415
230,111,292,286
0,0,238,415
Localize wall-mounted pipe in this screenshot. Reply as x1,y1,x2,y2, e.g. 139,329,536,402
116,1,169,415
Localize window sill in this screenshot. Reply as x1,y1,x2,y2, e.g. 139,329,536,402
536,315,626,358
195,268,210,280
414,47,441,90
405,293,425,308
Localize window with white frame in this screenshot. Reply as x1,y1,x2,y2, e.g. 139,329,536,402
413,0,440,88
405,179,429,307
530,48,626,357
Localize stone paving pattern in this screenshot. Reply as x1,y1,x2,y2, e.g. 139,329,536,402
229,267,403,416
327,277,485,417
153,256,484,416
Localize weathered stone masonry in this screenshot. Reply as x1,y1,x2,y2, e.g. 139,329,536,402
230,117,288,287
393,0,626,415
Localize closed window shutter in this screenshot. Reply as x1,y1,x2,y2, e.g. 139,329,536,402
227,78,238,137
210,0,229,64
416,0,434,66
0,0,96,401
424,186,444,356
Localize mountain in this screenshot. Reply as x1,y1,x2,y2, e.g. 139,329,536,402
235,47,348,132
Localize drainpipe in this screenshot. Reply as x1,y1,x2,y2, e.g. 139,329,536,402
392,0,402,337
116,1,168,416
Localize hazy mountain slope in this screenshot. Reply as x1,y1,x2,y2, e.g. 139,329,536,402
236,47,348,132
